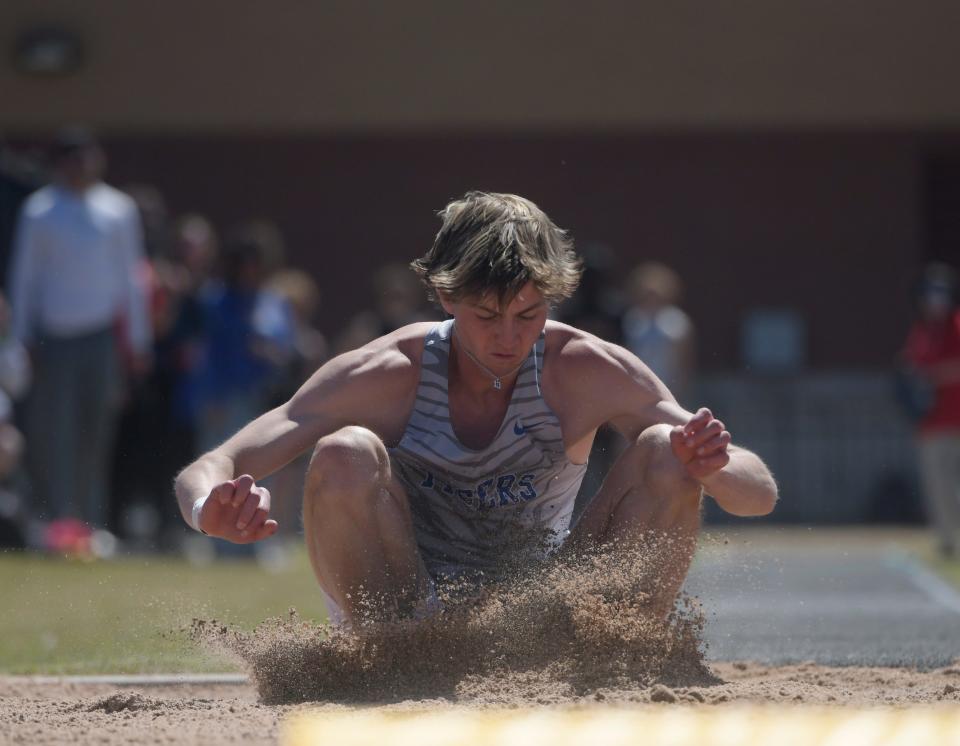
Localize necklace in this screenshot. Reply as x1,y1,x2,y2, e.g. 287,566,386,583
452,325,527,390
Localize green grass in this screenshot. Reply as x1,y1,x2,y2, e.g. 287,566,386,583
0,546,328,675
4,529,960,676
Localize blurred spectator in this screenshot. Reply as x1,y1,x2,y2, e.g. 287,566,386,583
0,292,30,479
556,242,625,343
123,184,172,264
162,213,220,449
194,223,296,453
172,213,220,292
260,269,328,539
622,261,695,407
110,184,184,546
901,263,960,557
265,268,328,393
7,128,151,529
130,213,220,548
335,262,434,353
0,290,31,548
236,218,286,277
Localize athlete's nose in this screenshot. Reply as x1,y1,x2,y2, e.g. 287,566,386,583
496,317,520,349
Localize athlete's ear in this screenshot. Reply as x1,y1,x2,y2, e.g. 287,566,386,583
438,293,456,316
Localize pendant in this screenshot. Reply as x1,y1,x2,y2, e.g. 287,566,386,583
494,378,502,390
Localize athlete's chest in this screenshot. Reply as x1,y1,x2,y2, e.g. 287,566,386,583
447,386,512,451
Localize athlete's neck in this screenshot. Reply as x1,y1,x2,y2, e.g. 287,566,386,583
450,325,526,396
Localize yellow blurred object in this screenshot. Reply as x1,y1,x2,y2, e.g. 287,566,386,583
284,707,960,746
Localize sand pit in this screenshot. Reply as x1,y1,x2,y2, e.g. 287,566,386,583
3,664,960,745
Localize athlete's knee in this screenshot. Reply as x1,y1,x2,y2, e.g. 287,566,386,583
632,424,701,506
306,426,389,504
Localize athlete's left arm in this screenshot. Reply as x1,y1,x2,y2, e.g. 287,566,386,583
672,409,779,517
570,337,778,517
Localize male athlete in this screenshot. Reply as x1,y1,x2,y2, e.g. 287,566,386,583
175,192,777,624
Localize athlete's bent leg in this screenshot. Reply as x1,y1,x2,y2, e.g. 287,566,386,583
302,426,430,623
569,423,702,615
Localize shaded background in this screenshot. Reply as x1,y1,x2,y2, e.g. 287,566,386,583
4,0,960,523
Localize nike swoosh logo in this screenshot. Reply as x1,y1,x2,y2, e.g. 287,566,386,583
514,422,526,436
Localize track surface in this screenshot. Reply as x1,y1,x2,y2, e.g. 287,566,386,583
687,534,960,668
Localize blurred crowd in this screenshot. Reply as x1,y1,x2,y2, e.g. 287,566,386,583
10,131,960,563
0,130,332,555
0,130,699,557
899,263,960,559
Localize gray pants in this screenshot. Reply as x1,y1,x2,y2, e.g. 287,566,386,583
917,432,960,554
27,327,121,527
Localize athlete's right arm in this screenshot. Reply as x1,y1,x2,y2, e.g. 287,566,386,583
174,337,418,543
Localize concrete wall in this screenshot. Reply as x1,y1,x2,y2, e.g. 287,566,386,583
3,1,960,133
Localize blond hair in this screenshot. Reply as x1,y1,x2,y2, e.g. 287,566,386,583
411,192,582,306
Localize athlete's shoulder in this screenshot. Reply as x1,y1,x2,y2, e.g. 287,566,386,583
540,321,671,428
379,321,437,364
543,320,626,370
289,323,433,435
539,321,638,429
329,321,435,380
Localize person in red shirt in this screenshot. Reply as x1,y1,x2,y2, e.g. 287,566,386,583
902,263,960,557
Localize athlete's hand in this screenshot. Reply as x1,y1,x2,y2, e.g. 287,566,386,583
196,475,278,543
669,408,731,481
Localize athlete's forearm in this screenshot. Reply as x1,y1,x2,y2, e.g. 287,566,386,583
699,446,778,517
174,450,235,526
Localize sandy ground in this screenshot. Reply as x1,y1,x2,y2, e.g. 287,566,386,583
7,533,959,744
3,663,960,745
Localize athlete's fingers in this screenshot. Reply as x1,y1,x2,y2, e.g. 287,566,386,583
682,408,713,437
695,431,731,456
241,489,271,535
231,474,255,508
236,487,266,530
243,504,271,536
242,507,269,536
251,519,279,542
687,420,725,448
669,426,696,462
211,481,234,506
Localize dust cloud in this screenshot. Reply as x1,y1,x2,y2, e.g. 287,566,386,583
192,535,717,705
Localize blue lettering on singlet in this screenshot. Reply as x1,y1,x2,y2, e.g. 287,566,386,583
456,488,479,511
497,475,516,505
419,469,538,512
476,478,494,509
517,474,536,500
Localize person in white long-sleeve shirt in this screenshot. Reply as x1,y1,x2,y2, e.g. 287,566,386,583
7,129,151,528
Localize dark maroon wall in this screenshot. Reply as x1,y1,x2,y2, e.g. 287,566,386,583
44,132,935,371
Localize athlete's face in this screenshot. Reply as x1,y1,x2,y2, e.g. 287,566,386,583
441,282,549,375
